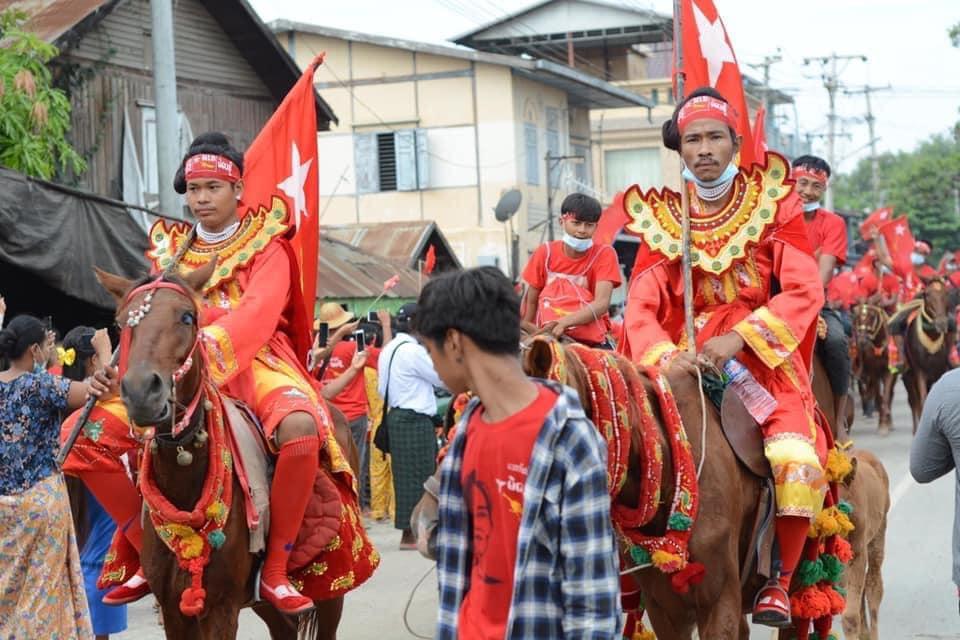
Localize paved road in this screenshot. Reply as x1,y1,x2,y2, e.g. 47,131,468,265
118,386,960,639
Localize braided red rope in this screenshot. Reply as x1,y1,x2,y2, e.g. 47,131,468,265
139,384,233,616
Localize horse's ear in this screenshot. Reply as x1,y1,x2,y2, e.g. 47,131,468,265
94,268,134,304
524,337,554,379
181,258,218,293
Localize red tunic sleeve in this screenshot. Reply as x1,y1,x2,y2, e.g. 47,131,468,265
590,245,623,287
623,260,681,367
733,224,824,369
200,243,291,387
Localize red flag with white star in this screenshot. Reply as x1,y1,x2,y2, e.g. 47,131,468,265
243,54,323,317
878,216,915,280
674,0,756,168
859,206,893,240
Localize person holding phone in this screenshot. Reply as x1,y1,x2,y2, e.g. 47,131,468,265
312,303,391,514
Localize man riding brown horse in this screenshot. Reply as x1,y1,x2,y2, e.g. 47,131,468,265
620,87,834,630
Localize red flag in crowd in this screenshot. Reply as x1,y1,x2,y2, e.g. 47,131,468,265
383,275,400,292
674,0,757,168
878,216,916,279
594,191,628,246
244,53,324,317
858,206,893,240
423,245,437,276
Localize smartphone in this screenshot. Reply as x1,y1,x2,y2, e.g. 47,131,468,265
367,310,379,323
317,322,329,348
353,329,366,352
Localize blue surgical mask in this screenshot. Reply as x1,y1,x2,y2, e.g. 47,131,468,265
911,252,925,266
803,201,821,213
681,162,739,188
562,232,593,253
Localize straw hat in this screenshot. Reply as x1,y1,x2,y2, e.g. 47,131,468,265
315,302,354,331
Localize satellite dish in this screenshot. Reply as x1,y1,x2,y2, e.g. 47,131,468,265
493,189,522,222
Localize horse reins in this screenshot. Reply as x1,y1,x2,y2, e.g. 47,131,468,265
118,278,209,453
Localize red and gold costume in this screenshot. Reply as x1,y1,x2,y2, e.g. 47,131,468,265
147,199,377,603
148,200,321,445
620,153,828,519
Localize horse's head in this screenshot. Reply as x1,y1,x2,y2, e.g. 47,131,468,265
96,260,217,432
852,304,882,348
520,332,592,412
922,278,950,335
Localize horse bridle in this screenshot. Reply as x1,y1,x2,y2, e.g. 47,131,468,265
853,304,885,342
118,278,207,448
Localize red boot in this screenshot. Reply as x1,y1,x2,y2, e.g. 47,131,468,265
259,435,319,615
753,515,809,628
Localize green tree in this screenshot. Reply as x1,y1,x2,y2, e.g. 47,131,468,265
0,9,85,180
950,21,959,47
834,135,960,252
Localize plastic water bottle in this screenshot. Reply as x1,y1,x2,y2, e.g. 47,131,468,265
723,359,778,424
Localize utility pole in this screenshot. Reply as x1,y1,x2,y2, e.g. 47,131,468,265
150,0,179,218
747,49,782,137
803,53,867,210
845,84,891,208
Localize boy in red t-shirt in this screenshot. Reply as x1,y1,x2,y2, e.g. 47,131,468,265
521,193,622,347
416,267,619,639
793,154,851,421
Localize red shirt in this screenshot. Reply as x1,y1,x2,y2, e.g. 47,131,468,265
319,341,380,421
804,209,848,265
523,242,622,339
826,271,859,310
523,241,622,293
458,384,558,639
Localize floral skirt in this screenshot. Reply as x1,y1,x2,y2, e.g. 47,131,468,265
0,473,93,639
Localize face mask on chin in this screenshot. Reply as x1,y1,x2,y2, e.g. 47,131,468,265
803,201,821,213
681,162,738,188
562,232,593,253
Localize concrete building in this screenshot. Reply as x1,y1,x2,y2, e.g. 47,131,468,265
271,21,650,274
454,0,804,206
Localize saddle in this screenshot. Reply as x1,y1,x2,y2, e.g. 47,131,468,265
717,389,776,583
223,398,344,570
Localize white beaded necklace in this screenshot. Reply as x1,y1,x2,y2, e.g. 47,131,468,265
196,220,240,244
693,176,735,202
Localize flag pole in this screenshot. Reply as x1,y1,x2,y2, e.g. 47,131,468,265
674,0,696,355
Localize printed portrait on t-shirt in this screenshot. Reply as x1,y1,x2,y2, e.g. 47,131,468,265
463,470,502,585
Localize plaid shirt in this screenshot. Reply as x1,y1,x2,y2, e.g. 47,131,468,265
435,380,620,639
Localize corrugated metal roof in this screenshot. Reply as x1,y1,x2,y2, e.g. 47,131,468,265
323,220,463,271
324,220,432,267
7,0,113,44
319,236,420,299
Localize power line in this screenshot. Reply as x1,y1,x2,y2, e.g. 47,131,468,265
844,84,891,207
802,52,868,209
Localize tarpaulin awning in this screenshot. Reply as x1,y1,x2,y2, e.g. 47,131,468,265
0,167,150,310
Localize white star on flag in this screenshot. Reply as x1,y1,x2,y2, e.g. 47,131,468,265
692,2,736,87
895,224,905,235
277,142,313,229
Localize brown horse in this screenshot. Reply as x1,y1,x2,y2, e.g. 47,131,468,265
852,304,895,433
522,336,769,638
810,352,889,640
903,279,955,433
97,263,358,640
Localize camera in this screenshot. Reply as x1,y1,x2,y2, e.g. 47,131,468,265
353,329,366,352
316,322,329,348
367,310,380,323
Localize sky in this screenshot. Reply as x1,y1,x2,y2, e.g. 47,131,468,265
248,0,960,175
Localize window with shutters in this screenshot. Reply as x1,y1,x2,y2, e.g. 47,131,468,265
524,123,539,186
545,107,561,187
355,129,430,194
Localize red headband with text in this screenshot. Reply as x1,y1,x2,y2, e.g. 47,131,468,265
792,166,830,187
184,153,241,183
676,96,739,134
